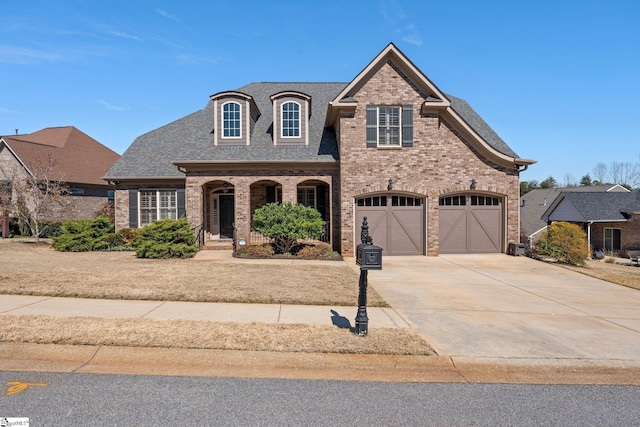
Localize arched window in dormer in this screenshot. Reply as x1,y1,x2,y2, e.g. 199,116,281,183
281,101,300,138
222,102,241,138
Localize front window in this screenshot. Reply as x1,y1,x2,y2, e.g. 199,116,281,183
282,102,300,137
140,190,177,226
297,186,316,208
222,102,241,138
604,228,621,252
378,106,400,146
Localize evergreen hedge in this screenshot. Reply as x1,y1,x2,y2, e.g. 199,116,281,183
52,215,114,252
252,202,325,254
130,217,196,259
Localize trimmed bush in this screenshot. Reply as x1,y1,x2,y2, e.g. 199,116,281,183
130,217,196,259
234,243,275,258
52,215,114,252
297,243,336,259
534,221,589,266
252,202,325,254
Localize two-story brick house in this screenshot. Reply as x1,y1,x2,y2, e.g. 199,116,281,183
104,43,534,256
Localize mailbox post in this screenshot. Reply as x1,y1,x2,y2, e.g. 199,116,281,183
354,217,382,336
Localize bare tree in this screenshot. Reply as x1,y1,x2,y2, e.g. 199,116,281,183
617,162,640,188
562,173,577,187
0,154,70,242
592,162,608,183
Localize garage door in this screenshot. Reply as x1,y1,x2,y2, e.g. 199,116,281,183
439,194,503,254
355,195,424,255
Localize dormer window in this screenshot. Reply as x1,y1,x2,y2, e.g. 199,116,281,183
210,91,260,146
223,102,241,138
282,102,300,138
270,91,311,145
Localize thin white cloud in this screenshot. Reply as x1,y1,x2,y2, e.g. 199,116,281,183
0,45,63,64
0,107,21,114
156,9,179,22
402,24,423,46
176,53,218,65
379,1,423,47
107,30,143,41
98,100,130,112
379,0,406,23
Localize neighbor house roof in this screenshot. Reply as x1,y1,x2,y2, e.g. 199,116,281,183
541,190,640,223
520,185,631,238
1,127,120,186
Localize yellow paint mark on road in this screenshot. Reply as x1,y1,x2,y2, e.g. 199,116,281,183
6,381,48,396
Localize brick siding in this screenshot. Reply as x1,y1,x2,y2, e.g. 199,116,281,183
337,61,520,256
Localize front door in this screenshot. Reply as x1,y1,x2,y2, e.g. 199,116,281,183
219,195,234,238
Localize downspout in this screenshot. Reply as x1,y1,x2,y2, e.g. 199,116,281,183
587,221,593,257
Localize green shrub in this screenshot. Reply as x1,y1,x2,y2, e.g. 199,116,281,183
39,221,64,238
252,203,325,254
534,221,589,266
234,243,274,258
52,215,114,252
130,217,196,259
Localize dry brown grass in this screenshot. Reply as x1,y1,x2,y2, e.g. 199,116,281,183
0,239,386,306
0,239,424,354
560,259,640,291
0,315,433,355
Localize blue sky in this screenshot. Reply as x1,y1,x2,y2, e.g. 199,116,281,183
1,0,639,184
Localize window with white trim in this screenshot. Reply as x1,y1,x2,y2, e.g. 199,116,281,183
139,190,177,226
366,104,413,147
281,102,300,137
222,102,241,138
378,106,400,146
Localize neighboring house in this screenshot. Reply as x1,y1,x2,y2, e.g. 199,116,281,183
104,43,535,256
0,126,120,228
540,190,640,255
520,184,630,246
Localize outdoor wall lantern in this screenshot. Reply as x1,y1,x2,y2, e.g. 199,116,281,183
470,179,477,190
387,179,393,191
354,217,382,336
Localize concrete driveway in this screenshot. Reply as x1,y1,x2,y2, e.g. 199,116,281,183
366,254,640,363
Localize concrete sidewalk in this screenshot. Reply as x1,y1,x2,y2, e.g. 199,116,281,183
2,250,640,384
0,295,408,329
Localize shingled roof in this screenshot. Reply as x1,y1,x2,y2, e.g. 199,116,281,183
521,185,633,238
542,191,640,223
105,82,346,179
1,127,119,186
105,81,525,180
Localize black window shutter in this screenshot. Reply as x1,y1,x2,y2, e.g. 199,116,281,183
402,104,413,147
128,189,138,228
266,186,276,204
366,104,377,147
177,189,186,218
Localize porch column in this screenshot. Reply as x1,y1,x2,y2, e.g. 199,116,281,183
185,177,203,229
234,179,251,243
281,180,297,204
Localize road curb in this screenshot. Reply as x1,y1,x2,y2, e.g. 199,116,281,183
2,343,639,385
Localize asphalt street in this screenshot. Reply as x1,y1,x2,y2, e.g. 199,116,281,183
1,371,639,426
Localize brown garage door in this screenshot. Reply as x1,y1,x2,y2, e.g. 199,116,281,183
355,195,424,255
439,194,503,254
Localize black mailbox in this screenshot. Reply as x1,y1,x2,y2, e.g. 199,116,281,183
356,242,382,270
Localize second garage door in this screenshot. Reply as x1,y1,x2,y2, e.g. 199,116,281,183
439,194,503,254
355,195,424,255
